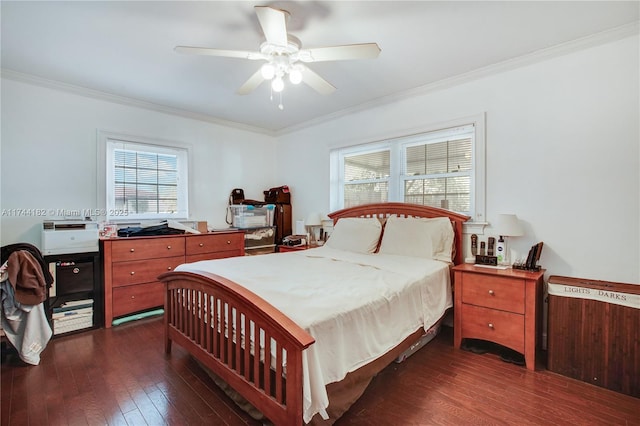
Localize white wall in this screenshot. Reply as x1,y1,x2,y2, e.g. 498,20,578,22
276,35,639,284
2,35,638,284
1,79,277,245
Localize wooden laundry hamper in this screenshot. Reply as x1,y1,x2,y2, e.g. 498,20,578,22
546,275,639,398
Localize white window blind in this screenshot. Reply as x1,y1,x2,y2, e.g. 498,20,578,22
403,131,473,212
343,150,390,208
104,136,189,221
113,149,179,215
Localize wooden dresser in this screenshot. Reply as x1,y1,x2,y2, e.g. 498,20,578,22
101,231,244,327
452,264,545,370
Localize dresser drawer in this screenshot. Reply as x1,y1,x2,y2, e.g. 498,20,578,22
185,250,243,263
110,237,185,261
461,304,525,353
111,256,184,287
112,282,164,318
185,233,244,256
461,274,525,314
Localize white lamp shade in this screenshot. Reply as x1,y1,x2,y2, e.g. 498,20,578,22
305,212,322,226
496,214,524,237
261,63,275,80
289,68,302,84
271,76,284,92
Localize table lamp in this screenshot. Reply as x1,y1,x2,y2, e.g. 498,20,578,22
305,212,322,246
495,213,524,265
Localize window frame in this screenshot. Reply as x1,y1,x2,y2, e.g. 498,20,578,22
336,143,394,209
400,124,475,214
330,114,486,223
97,130,191,222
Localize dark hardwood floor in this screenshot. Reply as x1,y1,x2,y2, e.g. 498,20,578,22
2,317,638,425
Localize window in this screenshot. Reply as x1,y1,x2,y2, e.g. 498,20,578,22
402,129,472,213
330,115,485,222
100,132,190,221
343,149,390,208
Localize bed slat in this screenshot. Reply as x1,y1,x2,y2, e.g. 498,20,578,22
162,271,315,426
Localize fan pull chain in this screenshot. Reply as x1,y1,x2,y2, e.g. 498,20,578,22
278,92,284,110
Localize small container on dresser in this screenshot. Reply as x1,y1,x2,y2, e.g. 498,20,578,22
101,231,244,327
452,264,545,370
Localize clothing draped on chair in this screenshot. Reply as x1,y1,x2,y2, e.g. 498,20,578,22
1,243,53,365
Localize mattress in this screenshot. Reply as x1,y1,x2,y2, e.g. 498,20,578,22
176,246,452,422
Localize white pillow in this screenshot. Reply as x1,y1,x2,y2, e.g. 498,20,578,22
378,215,454,262
324,217,382,254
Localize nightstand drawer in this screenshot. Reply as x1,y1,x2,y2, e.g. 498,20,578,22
461,274,525,314
461,304,525,353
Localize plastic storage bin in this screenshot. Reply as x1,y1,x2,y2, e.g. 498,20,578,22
231,204,275,228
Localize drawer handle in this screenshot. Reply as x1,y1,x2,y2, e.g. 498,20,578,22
199,243,204,247
130,248,135,252
130,271,135,275
227,240,231,244
488,290,495,296
167,245,172,249
131,296,135,299
488,323,494,329
167,266,172,270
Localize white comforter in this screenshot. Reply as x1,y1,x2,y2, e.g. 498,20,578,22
176,246,452,423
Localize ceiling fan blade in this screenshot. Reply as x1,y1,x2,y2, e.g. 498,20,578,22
175,46,264,60
299,43,381,62
237,69,265,95
255,6,289,47
300,65,336,95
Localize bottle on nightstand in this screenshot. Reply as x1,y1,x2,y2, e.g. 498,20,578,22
496,236,506,264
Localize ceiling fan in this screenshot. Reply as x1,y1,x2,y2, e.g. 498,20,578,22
175,5,381,103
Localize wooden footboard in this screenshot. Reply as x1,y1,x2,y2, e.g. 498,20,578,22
159,271,315,426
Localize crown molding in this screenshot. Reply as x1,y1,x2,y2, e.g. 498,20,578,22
0,69,276,137
276,21,639,136
2,21,636,138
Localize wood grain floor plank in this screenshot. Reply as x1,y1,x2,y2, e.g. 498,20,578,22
2,317,638,426
145,386,189,425
181,356,255,424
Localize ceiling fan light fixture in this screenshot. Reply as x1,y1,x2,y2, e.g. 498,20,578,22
289,68,302,85
272,76,284,92
261,63,276,80
175,6,379,104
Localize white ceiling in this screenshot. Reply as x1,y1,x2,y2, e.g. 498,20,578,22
2,1,638,134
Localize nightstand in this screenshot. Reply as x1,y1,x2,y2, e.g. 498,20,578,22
452,264,545,370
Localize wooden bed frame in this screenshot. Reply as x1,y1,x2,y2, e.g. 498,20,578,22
159,202,469,425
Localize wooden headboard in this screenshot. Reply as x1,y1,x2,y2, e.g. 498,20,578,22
328,202,470,265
